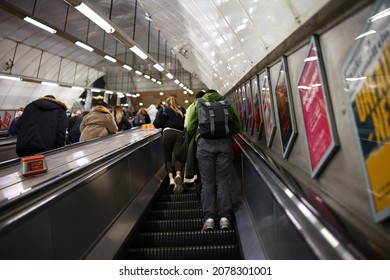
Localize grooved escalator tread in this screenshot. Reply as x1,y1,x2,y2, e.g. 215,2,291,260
148,209,203,220
127,244,239,260
154,200,201,210
133,230,237,247
141,218,204,232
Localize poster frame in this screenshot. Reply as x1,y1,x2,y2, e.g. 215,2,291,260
260,67,276,148
297,34,339,178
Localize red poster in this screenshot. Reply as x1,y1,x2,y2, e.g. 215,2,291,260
298,45,333,172
3,112,11,128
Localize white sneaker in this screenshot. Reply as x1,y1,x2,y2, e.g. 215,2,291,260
201,218,215,232
169,178,175,189
219,217,232,230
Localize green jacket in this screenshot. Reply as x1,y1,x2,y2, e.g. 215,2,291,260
186,91,242,142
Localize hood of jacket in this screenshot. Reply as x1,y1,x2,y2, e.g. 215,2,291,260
93,105,111,114
201,91,223,102
32,97,67,111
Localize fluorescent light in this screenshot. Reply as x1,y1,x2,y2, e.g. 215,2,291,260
0,75,21,81
71,86,85,90
105,90,113,94
123,64,132,71
153,63,164,71
346,77,367,82
104,55,117,63
166,73,174,79
130,46,148,60
151,78,157,82
75,3,115,33
91,88,101,92
135,70,143,75
41,82,58,87
144,74,150,79
179,83,184,87
369,8,390,22
24,16,56,34
174,79,180,84
75,41,94,52
354,30,376,40
304,56,318,62
157,81,162,85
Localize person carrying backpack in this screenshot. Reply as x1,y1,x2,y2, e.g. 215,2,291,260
186,89,242,232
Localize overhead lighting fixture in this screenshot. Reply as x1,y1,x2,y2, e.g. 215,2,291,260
24,16,56,34
157,81,162,85
75,3,115,33
354,30,376,40
174,79,180,84
123,64,132,71
104,55,117,63
75,41,94,52
369,8,390,22
166,73,174,79
0,75,21,81
105,90,113,94
153,63,164,71
135,70,143,75
71,86,84,90
130,46,148,60
144,74,150,79
151,78,157,82
91,88,101,92
179,83,184,87
41,81,58,87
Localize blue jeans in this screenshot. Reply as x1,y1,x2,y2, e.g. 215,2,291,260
196,137,233,221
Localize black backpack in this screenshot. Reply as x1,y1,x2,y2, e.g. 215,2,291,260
133,114,145,126
197,98,236,139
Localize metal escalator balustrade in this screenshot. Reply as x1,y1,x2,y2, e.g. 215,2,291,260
127,184,241,260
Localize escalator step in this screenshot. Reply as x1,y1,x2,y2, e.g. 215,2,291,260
158,193,198,202
161,187,197,195
127,245,239,260
154,201,201,210
149,209,203,220
133,230,237,247
141,218,204,232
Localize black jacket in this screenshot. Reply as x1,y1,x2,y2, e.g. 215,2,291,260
16,97,67,156
153,107,185,131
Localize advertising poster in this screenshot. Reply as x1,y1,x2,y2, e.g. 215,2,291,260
3,112,12,128
342,0,390,222
246,80,254,133
275,56,297,159
251,75,263,138
261,68,276,148
235,88,243,122
297,35,338,178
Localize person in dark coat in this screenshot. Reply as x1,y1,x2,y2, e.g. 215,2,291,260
16,95,67,157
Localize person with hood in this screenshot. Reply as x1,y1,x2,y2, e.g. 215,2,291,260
79,101,118,141
186,89,241,232
16,95,67,157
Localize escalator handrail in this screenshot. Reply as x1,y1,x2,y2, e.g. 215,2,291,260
234,134,364,259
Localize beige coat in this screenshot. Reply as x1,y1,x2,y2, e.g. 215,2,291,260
80,105,118,141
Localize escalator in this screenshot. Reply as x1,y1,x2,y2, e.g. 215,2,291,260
126,183,241,260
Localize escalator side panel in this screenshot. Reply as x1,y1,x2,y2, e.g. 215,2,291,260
0,138,164,259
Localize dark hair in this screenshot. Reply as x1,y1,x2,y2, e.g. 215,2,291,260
44,95,56,99
195,90,206,98
97,101,108,108
205,89,217,94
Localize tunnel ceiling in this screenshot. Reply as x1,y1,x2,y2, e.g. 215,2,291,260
0,0,333,109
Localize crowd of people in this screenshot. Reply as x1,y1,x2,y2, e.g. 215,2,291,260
8,90,242,233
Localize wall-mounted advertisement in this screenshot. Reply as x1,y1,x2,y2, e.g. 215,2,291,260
275,56,298,159
246,80,254,134
342,0,390,222
241,84,248,131
251,74,263,139
235,88,243,123
261,68,276,148
297,35,338,178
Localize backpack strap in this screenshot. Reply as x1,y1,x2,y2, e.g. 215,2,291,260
220,101,230,135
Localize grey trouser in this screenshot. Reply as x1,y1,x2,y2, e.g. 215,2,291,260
196,137,233,221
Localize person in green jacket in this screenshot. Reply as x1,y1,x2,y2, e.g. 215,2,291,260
186,89,242,231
